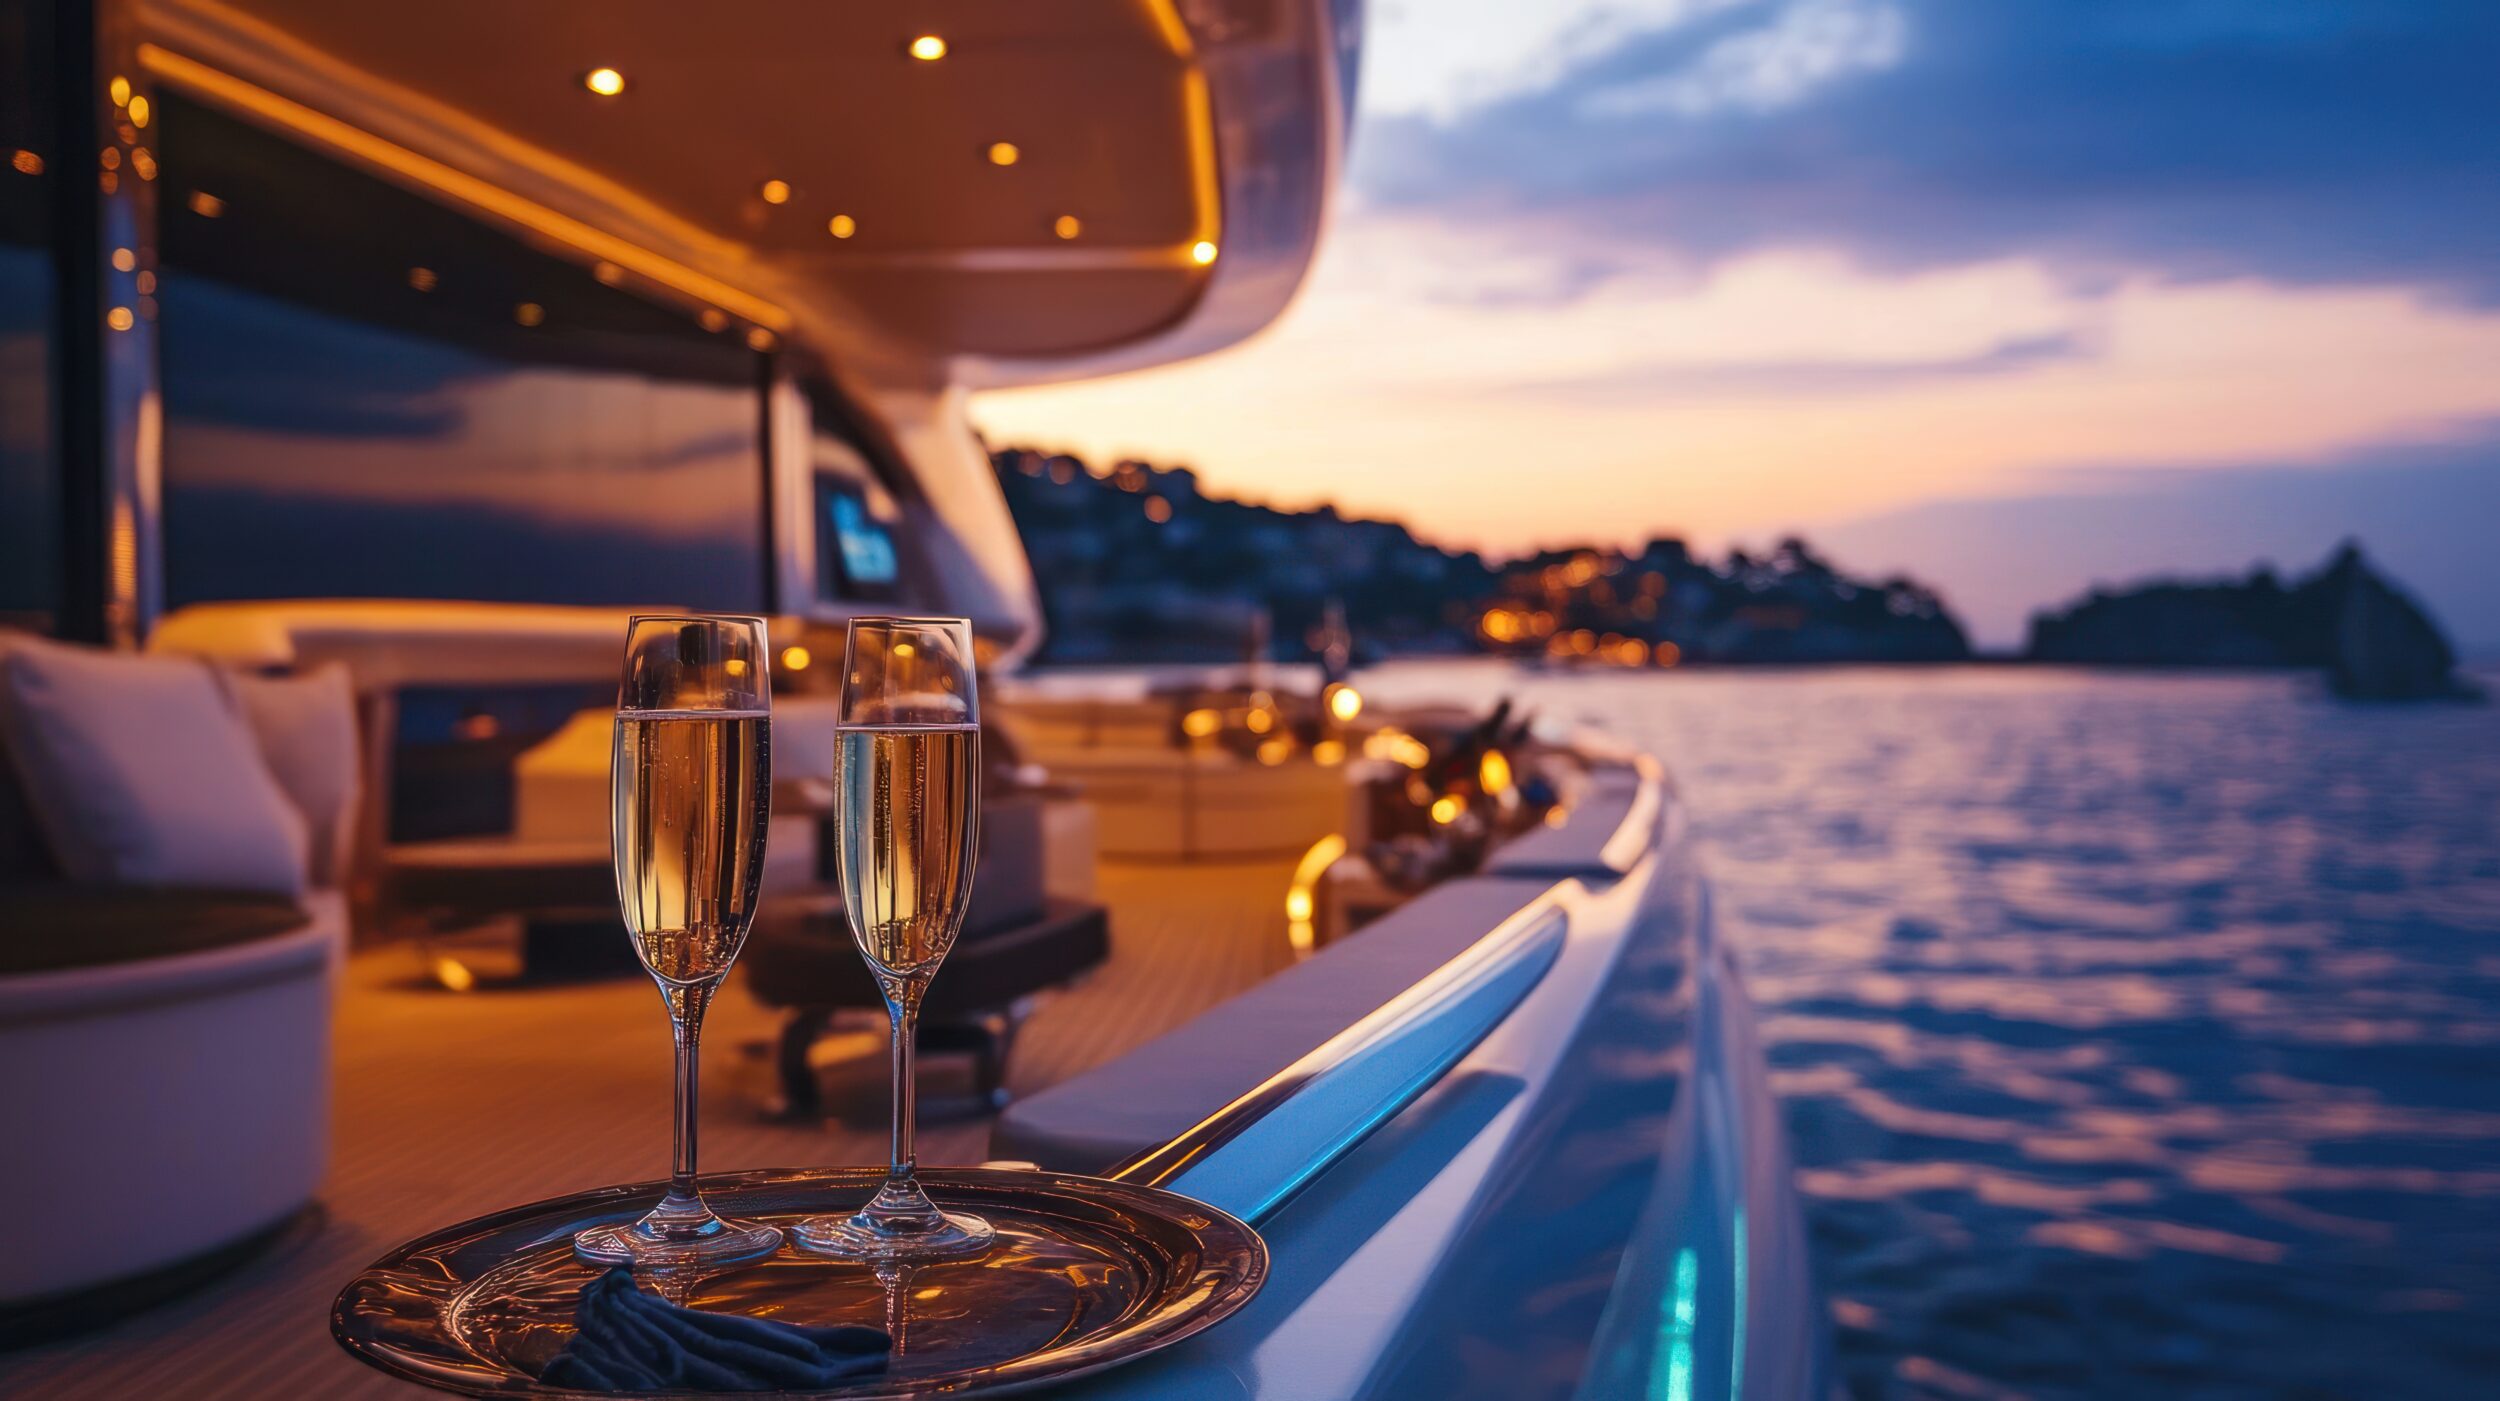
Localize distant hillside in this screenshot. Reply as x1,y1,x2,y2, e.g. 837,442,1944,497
993,447,1972,666
2024,543,2477,700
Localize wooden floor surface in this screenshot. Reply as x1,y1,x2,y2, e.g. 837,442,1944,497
0,858,1294,1400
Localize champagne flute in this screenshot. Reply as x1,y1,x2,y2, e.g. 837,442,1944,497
793,618,993,1260
575,616,784,1268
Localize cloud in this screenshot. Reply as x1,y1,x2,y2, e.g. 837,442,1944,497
1581,0,1907,118
1353,0,2500,303
1503,328,2090,405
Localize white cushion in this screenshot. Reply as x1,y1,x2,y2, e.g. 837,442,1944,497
219,664,361,890
0,639,309,896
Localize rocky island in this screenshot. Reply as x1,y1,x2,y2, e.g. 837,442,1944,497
2023,543,2479,701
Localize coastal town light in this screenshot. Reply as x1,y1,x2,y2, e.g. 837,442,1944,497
1181,708,1222,738
1326,684,1363,723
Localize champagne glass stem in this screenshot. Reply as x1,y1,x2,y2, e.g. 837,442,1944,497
885,983,921,1184
667,984,711,1214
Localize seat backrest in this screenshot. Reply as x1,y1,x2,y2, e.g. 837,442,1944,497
0,714,66,884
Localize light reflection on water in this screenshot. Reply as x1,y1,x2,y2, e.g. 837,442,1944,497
1368,662,2500,1399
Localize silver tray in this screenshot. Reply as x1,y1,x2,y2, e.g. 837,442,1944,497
331,1166,1267,1397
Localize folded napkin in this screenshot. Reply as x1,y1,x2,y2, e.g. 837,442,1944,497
540,1267,891,1393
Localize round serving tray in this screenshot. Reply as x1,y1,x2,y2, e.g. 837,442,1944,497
332,1166,1266,1397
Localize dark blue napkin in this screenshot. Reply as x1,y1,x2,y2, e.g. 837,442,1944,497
540,1267,891,1393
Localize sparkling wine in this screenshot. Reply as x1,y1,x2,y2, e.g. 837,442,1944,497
612,710,771,985
836,725,980,978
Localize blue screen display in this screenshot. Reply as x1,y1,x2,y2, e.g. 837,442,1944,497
821,480,899,592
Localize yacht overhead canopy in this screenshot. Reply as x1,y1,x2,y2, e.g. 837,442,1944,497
135,0,1356,388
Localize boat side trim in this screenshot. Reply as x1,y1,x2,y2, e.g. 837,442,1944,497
1106,886,1576,1223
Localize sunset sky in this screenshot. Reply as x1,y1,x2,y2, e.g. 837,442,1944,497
973,1,2500,651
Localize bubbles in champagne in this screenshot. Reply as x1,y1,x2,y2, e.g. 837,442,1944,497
836,726,980,979
612,710,771,985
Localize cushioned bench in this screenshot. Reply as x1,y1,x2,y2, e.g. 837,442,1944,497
989,874,1556,1174
0,636,347,1329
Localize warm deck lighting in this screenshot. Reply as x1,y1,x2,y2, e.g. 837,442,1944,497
987,142,1020,166
1325,684,1363,723
699,308,728,332
828,214,856,239
583,67,627,97
1190,240,1218,265
593,261,622,285
1258,737,1293,766
10,149,40,175
1480,749,1513,796
105,306,134,331
110,75,130,106
759,179,792,205
128,94,150,128
111,246,135,271
746,327,776,351
1431,794,1465,825
780,645,812,672
1181,708,1221,739
1655,641,1682,667
1143,495,1173,523
433,957,477,993
1244,706,1274,735
909,35,947,60
407,266,436,291
1054,215,1082,240
188,189,222,217
514,302,544,326
1285,833,1347,956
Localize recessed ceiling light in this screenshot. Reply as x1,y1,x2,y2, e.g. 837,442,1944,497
1053,215,1081,240
986,142,1020,166
759,179,792,205
592,261,623,285
909,35,947,61
828,214,857,239
583,67,627,97
745,327,776,352
699,309,728,332
1190,240,1218,265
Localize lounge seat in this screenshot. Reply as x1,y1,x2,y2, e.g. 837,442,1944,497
0,896,338,1316
990,875,1553,1173
0,642,347,1325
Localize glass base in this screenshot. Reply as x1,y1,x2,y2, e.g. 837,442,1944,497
573,1197,784,1268
791,1176,995,1262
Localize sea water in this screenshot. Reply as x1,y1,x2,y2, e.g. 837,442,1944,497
1360,661,2500,1399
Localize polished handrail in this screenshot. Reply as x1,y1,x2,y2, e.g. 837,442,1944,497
1105,891,1576,1223
1598,756,1668,875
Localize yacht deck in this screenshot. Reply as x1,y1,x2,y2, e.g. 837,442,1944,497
0,858,1295,1400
